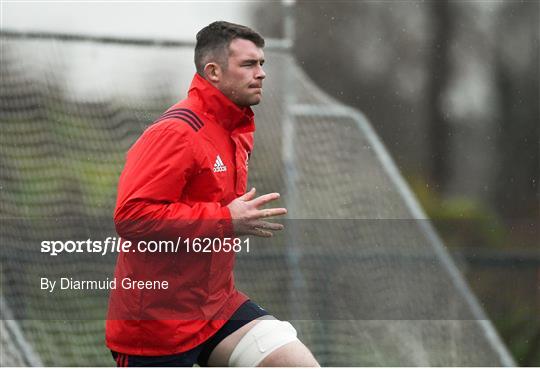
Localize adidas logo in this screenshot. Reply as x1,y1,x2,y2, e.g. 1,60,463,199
213,155,227,173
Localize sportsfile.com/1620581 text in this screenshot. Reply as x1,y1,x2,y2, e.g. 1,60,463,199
40,237,250,256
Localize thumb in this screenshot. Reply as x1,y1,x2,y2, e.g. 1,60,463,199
238,187,256,201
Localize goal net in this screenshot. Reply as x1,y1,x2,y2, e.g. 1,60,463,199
0,33,514,366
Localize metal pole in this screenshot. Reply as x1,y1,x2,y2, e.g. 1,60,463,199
281,0,304,321
0,29,291,52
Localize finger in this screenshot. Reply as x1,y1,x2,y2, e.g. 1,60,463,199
248,228,273,238
255,208,287,218
238,187,256,201
255,221,284,231
249,192,281,208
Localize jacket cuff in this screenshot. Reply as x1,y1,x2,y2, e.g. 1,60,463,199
218,206,235,238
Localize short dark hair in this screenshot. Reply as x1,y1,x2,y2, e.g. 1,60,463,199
194,21,265,75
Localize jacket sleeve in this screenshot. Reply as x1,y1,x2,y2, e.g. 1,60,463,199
113,127,233,241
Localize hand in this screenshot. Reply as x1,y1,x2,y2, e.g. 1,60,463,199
227,188,287,237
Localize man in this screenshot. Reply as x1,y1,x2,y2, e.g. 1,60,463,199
106,21,319,367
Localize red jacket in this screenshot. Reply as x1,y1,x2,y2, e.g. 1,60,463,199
106,73,254,355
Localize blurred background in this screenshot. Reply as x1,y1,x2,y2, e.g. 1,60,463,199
254,0,539,364
1,0,538,366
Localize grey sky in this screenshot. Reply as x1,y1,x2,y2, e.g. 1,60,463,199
1,1,261,99
1,1,255,40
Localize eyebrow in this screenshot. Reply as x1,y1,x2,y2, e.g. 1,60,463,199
241,58,265,65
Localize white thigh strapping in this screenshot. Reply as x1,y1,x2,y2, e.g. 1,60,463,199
228,319,298,367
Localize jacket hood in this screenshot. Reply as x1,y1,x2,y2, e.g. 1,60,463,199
188,73,255,133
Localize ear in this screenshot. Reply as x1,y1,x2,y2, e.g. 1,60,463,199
203,62,221,83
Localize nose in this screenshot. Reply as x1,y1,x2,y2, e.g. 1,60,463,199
255,64,266,80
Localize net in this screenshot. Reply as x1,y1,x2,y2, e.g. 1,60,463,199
0,34,514,366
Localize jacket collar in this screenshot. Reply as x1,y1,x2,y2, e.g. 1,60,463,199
188,73,255,133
